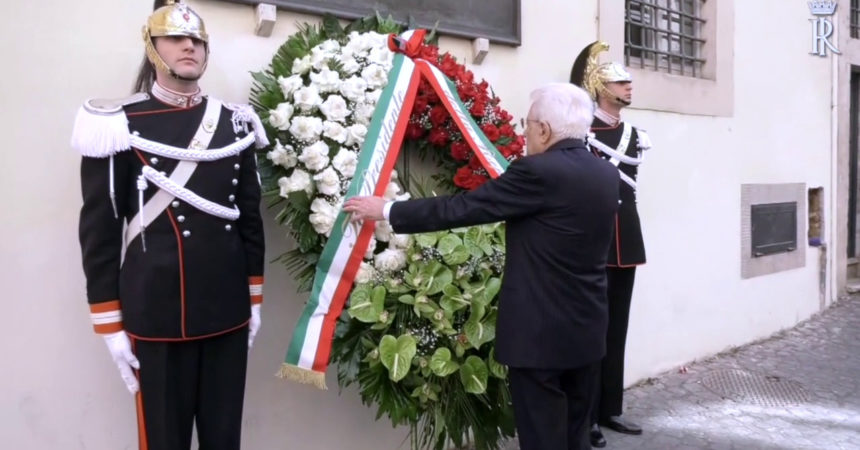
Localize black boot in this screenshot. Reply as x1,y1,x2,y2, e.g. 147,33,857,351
590,423,607,448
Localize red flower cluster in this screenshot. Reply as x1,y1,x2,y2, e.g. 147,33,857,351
407,43,524,190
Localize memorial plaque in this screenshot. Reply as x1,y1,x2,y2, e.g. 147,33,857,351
218,0,522,46
751,202,797,257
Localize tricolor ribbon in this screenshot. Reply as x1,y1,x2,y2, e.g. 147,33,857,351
278,29,510,388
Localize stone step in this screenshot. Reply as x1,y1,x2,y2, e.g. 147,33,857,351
847,278,860,294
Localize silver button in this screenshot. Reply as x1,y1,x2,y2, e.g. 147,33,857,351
172,200,180,208
234,163,240,170
225,224,232,231
235,137,241,141
618,200,623,205
228,194,236,202
132,131,140,136
232,179,238,186
177,215,186,223
150,157,159,165
182,230,191,238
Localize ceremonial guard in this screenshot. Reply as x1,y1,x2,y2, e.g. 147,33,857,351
72,1,268,448
570,41,651,448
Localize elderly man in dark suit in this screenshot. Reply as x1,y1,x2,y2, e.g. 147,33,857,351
344,82,619,450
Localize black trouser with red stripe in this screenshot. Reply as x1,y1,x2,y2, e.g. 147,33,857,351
592,266,636,424
131,326,249,450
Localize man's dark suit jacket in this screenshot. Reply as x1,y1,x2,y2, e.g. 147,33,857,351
389,138,620,369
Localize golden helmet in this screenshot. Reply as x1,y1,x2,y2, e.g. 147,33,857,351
569,41,632,102
142,0,209,79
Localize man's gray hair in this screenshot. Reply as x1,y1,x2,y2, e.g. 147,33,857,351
529,83,594,140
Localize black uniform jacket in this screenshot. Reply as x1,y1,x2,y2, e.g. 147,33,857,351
591,117,647,267
389,139,620,369
78,96,265,340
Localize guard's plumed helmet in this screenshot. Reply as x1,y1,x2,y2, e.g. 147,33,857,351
570,41,632,103
142,0,209,80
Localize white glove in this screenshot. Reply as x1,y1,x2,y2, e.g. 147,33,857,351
249,304,262,349
102,331,140,394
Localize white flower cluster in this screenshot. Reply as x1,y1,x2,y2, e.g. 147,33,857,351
266,31,409,272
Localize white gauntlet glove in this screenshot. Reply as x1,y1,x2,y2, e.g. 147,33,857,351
102,331,140,394
248,304,262,349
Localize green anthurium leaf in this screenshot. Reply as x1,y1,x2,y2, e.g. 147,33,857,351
488,348,508,379
484,277,502,301
479,241,495,256
378,334,417,382
459,356,489,394
415,233,438,248
429,347,460,377
424,264,453,296
372,285,387,305
454,341,466,358
464,316,495,350
436,234,462,256
443,245,470,265
385,277,411,294
397,294,415,305
467,244,484,259
440,294,470,313
346,285,381,323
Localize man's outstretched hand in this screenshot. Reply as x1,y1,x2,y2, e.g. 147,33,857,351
343,196,387,222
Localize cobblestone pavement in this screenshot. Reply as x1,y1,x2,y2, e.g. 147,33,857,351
502,294,860,450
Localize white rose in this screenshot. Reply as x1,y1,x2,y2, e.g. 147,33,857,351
323,121,349,144
353,102,376,125
310,46,333,71
365,89,383,105
309,198,339,236
383,180,402,201
331,147,358,178
355,261,376,284
345,32,371,56
364,32,389,49
310,68,341,93
313,167,341,196
389,233,412,249
289,116,323,142
339,76,368,103
268,102,294,130
345,123,368,147
374,248,407,272
278,75,304,97
277,169,312,197
319,39,341,54
298,141,330,172
319,95,350,123
267,139,297,168
337,55,361,75
361,64,389,89
368,46,394,68
292,55,312,75
374,220,393,242
293,85,323,112
364,237,377,259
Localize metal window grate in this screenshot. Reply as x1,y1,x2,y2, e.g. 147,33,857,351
625,0,707,77
852,0,860,39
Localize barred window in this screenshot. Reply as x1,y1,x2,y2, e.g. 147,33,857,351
852,0,860,39
625,0,707,77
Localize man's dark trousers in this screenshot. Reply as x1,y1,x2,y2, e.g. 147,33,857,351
593,266,636,422
509,362,600,450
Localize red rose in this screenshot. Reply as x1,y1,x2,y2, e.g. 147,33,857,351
453,167,488,190
498,109,513,122
428,128,449,146
481,123,501,142
419,45,439,62
413,95,429,113
406,122,425,140
440,54,458,77
469,101,487,117
450,141,471,161
498,123,515,138
468,155,483,170
429,105,448,126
